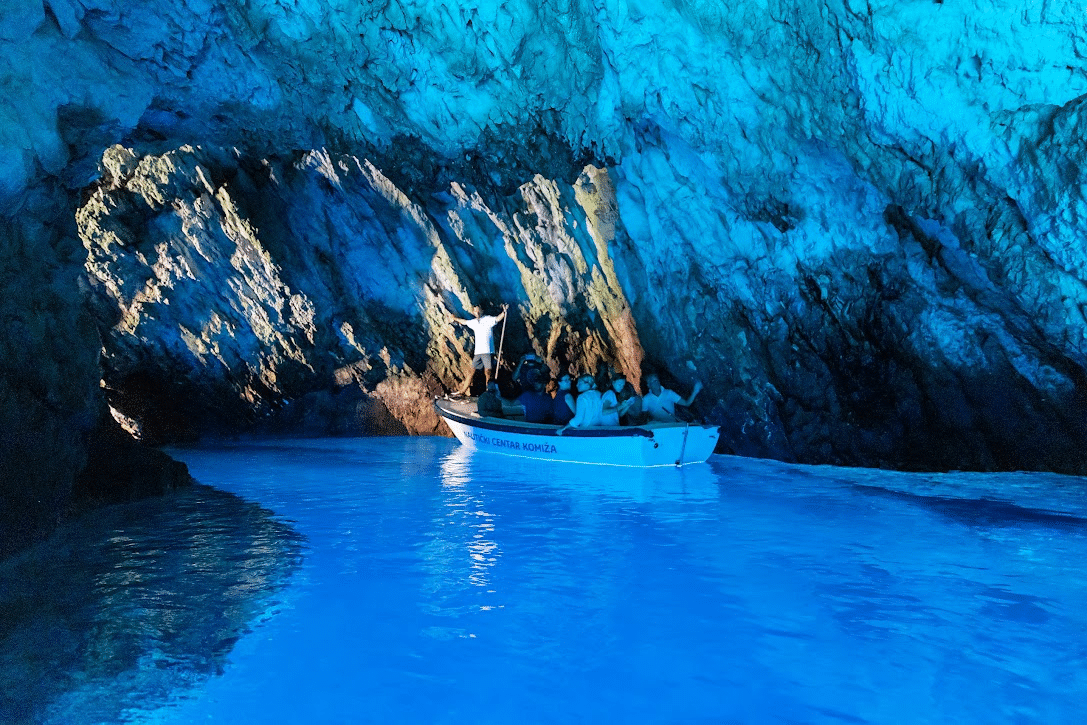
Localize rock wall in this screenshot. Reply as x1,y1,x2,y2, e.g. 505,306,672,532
0,185,98,557
78,144,641,439
0,180,192,559
3,1,1087,552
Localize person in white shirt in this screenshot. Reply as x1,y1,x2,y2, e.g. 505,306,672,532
452,304,507,395
556,374,603,434
601,372,641,426
641,372,702,422
599,380,621,427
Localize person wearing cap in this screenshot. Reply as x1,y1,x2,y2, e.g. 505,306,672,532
556,374,603,435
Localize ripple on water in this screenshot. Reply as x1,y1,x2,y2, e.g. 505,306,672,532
8,437,1087,723
0,484,304,725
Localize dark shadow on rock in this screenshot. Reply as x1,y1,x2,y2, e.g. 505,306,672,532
255,385,408,437
73,408,195,507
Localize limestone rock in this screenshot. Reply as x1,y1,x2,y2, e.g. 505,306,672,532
5,0,1087,556
78,145,642,437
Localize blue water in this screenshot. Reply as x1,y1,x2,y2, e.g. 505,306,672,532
5,437,1087,724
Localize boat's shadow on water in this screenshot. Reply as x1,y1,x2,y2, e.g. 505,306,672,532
0,484,305,725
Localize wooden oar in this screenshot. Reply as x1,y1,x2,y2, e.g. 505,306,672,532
495,305,509,375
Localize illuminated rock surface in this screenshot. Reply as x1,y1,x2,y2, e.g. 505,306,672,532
2,1,1087,552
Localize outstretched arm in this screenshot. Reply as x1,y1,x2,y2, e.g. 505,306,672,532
495,303,509,322
677,381,703,408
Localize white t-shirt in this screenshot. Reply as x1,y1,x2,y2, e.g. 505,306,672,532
569,389,603,428
465,316,499,355
642,388,682,422
599,390,621,426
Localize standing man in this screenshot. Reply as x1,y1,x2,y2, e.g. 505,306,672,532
642,372,702,422
453,303,508,396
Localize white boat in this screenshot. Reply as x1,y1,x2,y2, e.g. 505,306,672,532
434,398,720,467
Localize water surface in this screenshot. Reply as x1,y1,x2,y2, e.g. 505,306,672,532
0,484,302,724
6,437,1087,723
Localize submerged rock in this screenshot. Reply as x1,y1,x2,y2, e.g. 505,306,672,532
0,484,304,723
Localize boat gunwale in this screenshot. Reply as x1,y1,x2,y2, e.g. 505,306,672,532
434,398,717,439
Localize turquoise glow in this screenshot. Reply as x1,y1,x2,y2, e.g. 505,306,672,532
7,437,1085,722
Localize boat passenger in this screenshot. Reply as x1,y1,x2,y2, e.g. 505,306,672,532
556,374,602,435
599,377,621,427
602,372,642,426
551,372,575,425
642,372,703,423
619,377,645,425
477,381,506,419
517,373,553,424
511,352,547,397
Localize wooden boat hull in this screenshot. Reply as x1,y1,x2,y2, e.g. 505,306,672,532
435,398,720,467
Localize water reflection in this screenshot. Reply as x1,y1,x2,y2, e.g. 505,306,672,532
438,444,474,486
26,439,1087,724
423,446,727,628
0,485,304,725
442,446,722,506
415,447,503,631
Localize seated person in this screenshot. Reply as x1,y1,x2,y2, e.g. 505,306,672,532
602,372,643,426
642,372,702,422
511,352,547,397
517,374,553,424
556,374,602,434
599,376,622,426
551,372,576,425
476,381,506,418
621,396,645,425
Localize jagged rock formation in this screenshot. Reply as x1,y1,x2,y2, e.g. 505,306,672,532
77,144,637,441
3,1,1087,553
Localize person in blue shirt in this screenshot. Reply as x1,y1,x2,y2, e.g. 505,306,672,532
511,352,547,397
516,371,553,424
